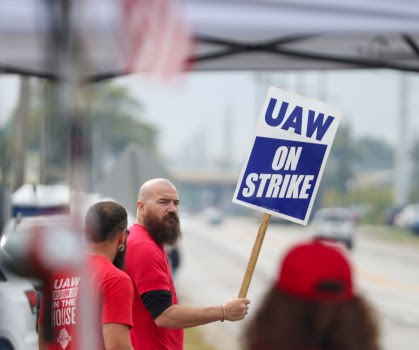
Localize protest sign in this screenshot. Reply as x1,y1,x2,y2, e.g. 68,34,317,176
234,86,341,297
233,86,341,225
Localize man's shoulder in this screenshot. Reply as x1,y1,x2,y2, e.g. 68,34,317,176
128,225,159,249
126,231,166,269
90,255,130,280
127,240,164,264
106,265,132,282
99,260,132,285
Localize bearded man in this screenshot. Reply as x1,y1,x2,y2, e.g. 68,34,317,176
125,178,250,350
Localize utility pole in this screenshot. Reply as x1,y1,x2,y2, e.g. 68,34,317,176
254,72,271,123
318,71,328,101
40,82,51,184
394,73,410,206
221,103,233,169
12,76,30,191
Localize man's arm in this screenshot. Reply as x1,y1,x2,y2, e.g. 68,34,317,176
102,323,133,350
37,325,48,350
155,298,250,329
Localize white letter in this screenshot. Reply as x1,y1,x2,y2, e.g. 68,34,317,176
71,277,81,287
279,174,291,198
257,174,271,197
286,175,304,198
284,147,302,171
272,146,288,170
54,279,63,290
299,175,314,199
266,174,283,198
71,307,77,324
242,173,258,197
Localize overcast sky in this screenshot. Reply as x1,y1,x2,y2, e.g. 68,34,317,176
114,70,419,163
1,70,418,165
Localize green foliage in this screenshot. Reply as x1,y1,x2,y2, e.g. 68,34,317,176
317,125,395,224
319,185,393,224
0,123,14,185
329,124,355,195
27,80,69,175
346,186,393,224
320,189,347,208
84,83,157,155
319,123,355,204
362,224,419,246
2,78,156,183
353,136,393,171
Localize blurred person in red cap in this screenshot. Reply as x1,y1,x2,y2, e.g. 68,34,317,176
125,178,250,350
38,201,134,350
243,239,380,350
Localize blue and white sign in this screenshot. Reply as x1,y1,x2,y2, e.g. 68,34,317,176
233,86,342,225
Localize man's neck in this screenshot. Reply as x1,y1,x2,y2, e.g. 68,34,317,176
134,217,143,225
88,243,115,262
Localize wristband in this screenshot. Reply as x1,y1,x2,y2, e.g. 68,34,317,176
220,304,226,322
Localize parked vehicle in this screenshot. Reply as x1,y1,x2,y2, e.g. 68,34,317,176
0,248,38,350
11,183,70,219
310,207,356,250
393,203,419,234
385,205,406,226
203,207,225,225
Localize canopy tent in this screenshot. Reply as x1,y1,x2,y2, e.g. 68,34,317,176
0,0,419,81
188,0,419,72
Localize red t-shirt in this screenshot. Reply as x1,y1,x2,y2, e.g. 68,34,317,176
125,224,183,350
39,255,133,350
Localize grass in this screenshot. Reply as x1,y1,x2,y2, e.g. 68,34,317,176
184,327,217,350
361,224,419,247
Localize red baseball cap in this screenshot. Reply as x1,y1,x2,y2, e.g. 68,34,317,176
275,240,354,302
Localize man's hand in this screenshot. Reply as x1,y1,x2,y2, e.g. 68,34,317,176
224,298,251,321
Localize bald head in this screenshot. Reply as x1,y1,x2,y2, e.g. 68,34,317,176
136,178,179,224
138,178,177,203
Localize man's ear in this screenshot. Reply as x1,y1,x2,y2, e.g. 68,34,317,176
137,200,145,216
117,230,125,246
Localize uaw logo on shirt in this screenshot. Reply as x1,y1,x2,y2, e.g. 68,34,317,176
57,328,72,349
51,276,80,349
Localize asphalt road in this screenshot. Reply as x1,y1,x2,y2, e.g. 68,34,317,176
176,215,419,350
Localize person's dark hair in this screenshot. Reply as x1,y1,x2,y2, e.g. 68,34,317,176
243,288,380,350
85,201,127,243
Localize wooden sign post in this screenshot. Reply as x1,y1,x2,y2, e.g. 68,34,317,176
238,213,271,298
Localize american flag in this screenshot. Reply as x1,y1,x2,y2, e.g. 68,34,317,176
121,0,194,78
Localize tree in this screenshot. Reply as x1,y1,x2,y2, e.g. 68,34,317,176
318,123,355,208
3,79,157,185
315,125,395,221
353,136,393,172
85,82,157,156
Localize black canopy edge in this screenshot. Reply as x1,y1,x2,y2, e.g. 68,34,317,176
402,33,419,57
193,34,419,73
1,32,419,81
